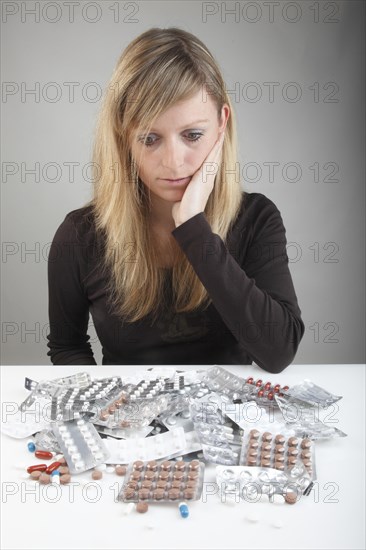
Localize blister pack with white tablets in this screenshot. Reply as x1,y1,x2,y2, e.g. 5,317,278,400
103,427,187,464
118,458,205,503
46,372,92,388
95,424,154,439
158,407,194,432
128,378,168,400
166,430,202,458
51,418,110,474
22,372,93,407
50,376,124,420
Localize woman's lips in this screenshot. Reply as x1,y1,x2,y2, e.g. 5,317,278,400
162,177,191,185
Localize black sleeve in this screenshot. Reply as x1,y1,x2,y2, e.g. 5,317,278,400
171,198,305,373
46,214,97,365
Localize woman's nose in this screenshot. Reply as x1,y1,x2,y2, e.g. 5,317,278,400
160,139,185,171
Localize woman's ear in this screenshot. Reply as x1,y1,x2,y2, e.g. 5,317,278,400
219,103,230,133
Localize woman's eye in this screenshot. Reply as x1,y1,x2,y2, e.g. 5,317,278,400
140,132,204,148
142,136,155,147
186,132,204,143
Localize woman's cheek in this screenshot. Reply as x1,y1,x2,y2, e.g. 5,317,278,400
190,150,207,172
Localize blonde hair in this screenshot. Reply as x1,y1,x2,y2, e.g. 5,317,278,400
84,27,243,323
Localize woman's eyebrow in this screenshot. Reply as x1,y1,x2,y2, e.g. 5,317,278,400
140,119,210,134
176,119,210,129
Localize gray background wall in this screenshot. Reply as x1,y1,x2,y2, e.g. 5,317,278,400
1,0,365,365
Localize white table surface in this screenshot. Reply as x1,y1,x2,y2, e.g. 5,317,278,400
1,363,365,550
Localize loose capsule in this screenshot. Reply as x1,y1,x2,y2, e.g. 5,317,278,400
179,502,189,518
27,464,47,474
35,450,54,460
45,461,61,474
27,441,36,453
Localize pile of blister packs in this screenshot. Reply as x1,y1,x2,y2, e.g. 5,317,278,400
2,366,347,514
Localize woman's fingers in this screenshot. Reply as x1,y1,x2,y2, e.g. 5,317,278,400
200,131,225,180
207,131,225,163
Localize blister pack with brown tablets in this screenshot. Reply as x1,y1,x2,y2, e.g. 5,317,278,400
239,429,316,481
118,459,205,503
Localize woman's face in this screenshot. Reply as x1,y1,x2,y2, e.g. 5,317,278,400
130,89,229,206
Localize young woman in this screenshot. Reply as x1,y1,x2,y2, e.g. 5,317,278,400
46,27,305,372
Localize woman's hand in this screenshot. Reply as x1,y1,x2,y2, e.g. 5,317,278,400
171,131,225,227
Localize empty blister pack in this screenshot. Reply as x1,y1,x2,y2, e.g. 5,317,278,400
34,429,62,453
281,379,342,407
216,464,311,503
103,427,187,464
1,395,52,439
201,366,254,400
204,393,267,430
275,395,347,439
189,398,240,465
118,458,205,503
51,418,110,474
158,393,190,418
239,428,316,481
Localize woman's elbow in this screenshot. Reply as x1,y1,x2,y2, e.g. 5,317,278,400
252,317,305,374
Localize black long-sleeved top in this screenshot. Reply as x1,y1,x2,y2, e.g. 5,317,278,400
46,192,305,372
